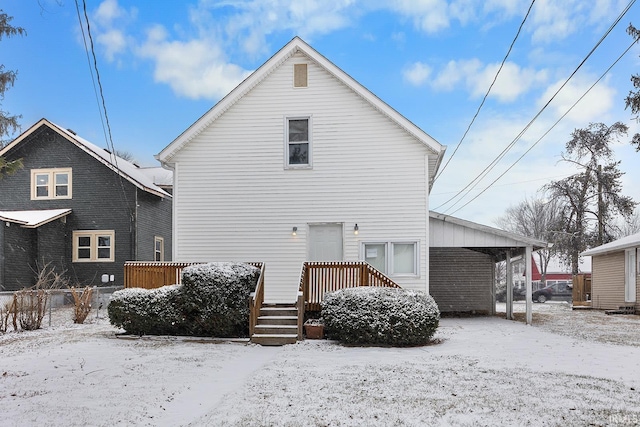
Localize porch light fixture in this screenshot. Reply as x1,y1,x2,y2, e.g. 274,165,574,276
354,224,359,235
292,226,298,236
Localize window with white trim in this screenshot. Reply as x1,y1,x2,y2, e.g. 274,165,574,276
31,168,72,200
285,117,311,168
72,230,115,262
363,241,419,276
154,236,164,262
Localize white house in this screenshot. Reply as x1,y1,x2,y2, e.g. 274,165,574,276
157,37,446,303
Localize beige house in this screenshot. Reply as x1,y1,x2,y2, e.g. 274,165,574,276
581,232,640,310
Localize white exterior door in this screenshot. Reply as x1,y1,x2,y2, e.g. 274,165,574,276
625,248,637,303
308,224,343,261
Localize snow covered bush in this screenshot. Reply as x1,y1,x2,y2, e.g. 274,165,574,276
108,285,184,336
107,262,260,337
180,262,260,337
321,287,440,346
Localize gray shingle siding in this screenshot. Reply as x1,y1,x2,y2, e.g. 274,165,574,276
135,189,172,261
0,124,171,290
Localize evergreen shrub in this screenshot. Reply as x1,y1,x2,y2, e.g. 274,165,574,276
321,286,440,346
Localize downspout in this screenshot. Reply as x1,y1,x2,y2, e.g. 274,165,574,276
425,154,430,294
132,189,138,261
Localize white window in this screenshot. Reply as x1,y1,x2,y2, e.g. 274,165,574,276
154,236,164,262
31,168,72,200
285,117,311,168
362,241,419,276
73,230,115,262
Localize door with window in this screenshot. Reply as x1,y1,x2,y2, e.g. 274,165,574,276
625,248,637,303
308,224,343,261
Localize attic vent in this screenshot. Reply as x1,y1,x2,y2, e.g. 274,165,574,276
293,63,308,88
67,128,77,135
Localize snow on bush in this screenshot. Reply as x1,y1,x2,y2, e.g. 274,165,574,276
180,262,260,337
108,263,260,337
321,287,440,346
108,285,185,336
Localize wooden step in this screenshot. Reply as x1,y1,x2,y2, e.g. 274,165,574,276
259,307,298,317
251,333,298,346
257,315,298,325
254,324,298,335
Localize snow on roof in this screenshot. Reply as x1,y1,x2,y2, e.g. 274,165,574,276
1,119,170,199
581,231,640,257
0,209,71,228
137,166,173,187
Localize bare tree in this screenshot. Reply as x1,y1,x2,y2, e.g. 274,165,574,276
614,208,640,238
546,122,636,273
495,196,562,285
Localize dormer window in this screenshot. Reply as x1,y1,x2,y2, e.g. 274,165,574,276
31,168,72,200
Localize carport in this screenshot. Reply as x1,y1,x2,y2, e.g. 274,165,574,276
429,212,548,324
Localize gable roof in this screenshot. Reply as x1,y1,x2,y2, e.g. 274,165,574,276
581,232,640,257
156,37,446,185
0,119,170,199
0,208,72,228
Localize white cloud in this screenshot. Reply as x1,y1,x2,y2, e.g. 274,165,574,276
403,62,432,86
390,0,450,33
537,75,616,124
430,59,547,102
137,25,251,100
92,0,136,62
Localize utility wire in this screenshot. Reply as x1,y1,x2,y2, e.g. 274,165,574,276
434,0,636,213
448,37,638,216
75,0,133,218
433,0,536,183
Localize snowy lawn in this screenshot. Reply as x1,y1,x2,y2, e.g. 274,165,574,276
2,303,640,426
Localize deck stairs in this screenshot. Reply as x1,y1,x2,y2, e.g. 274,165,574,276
605,305,636,315
251,303,300,346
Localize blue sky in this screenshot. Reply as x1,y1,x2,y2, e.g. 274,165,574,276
3,0,640,226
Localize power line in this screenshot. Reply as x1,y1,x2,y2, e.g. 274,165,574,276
434,0,636,213
75,0,133,220
433,0,536,184
448,36,639,216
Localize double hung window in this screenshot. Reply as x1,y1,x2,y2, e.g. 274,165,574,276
73,230,115,262
31,168,72,199
285,117,311,168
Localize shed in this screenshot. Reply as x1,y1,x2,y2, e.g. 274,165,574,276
581,232,640,310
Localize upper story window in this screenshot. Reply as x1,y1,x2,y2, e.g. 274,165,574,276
72,230,115,262
31,168,72,200
285,117,312,168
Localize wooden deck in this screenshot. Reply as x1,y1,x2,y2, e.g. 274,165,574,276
299,261,400,312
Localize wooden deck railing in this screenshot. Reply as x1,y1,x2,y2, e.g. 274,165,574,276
124,261,266,337
572,274,592,307
249,263,266,337
123,261,263,289
299,261,401,312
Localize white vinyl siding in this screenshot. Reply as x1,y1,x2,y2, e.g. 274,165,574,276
170,53,431,301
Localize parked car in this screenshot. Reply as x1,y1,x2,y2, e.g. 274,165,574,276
532,282,573,303
496,287,527,302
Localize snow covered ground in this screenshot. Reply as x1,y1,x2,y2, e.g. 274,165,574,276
2,302,640,426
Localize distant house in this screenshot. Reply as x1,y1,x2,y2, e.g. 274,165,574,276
0,118,172,291
581,232,640,310
155,37,545,316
